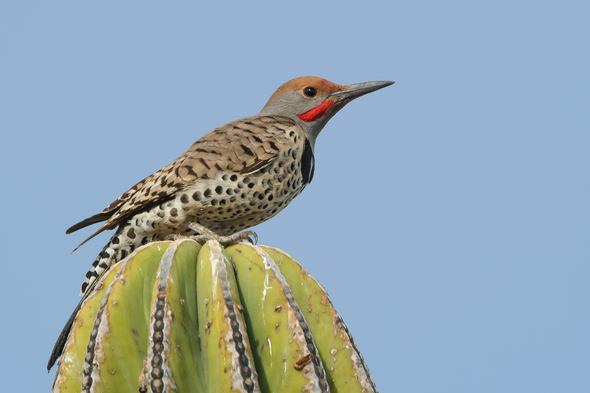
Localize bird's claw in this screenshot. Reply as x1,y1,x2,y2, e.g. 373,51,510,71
234,230,258,245
181,222,258,246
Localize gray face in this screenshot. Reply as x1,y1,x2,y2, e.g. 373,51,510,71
259,88,344,147
259,89,328,117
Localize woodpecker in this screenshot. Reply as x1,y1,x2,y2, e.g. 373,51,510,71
48,76,394,371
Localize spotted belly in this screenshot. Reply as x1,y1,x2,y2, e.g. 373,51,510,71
81,160,307,294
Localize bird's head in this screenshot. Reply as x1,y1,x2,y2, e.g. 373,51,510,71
260,76,394,145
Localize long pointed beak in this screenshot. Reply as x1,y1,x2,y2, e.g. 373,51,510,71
330,80,395,101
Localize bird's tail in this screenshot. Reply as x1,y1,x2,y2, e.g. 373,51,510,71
48,227,125,372
47,294,85,372
79,226,129,295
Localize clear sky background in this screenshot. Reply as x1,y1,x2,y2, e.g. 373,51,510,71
1,1,589,392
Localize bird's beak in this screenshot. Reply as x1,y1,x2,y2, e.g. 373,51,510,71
330,81,395,102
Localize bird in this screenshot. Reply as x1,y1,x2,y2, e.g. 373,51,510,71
48,76,394,371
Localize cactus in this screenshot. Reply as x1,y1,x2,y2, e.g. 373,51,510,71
52,239,378,393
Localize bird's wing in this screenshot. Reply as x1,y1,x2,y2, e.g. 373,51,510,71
66,115,297,248
187,115,296,175
65,156,186,251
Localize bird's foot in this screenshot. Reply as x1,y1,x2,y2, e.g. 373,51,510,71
166,222,258,246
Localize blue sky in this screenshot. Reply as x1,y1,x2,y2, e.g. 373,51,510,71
1,1,589,391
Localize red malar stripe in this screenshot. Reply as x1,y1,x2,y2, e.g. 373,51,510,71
297,100,333,122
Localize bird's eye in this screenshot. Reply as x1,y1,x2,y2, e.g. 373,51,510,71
303,86,317,98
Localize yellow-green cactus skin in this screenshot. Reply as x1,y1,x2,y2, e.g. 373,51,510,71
52,239,377,393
